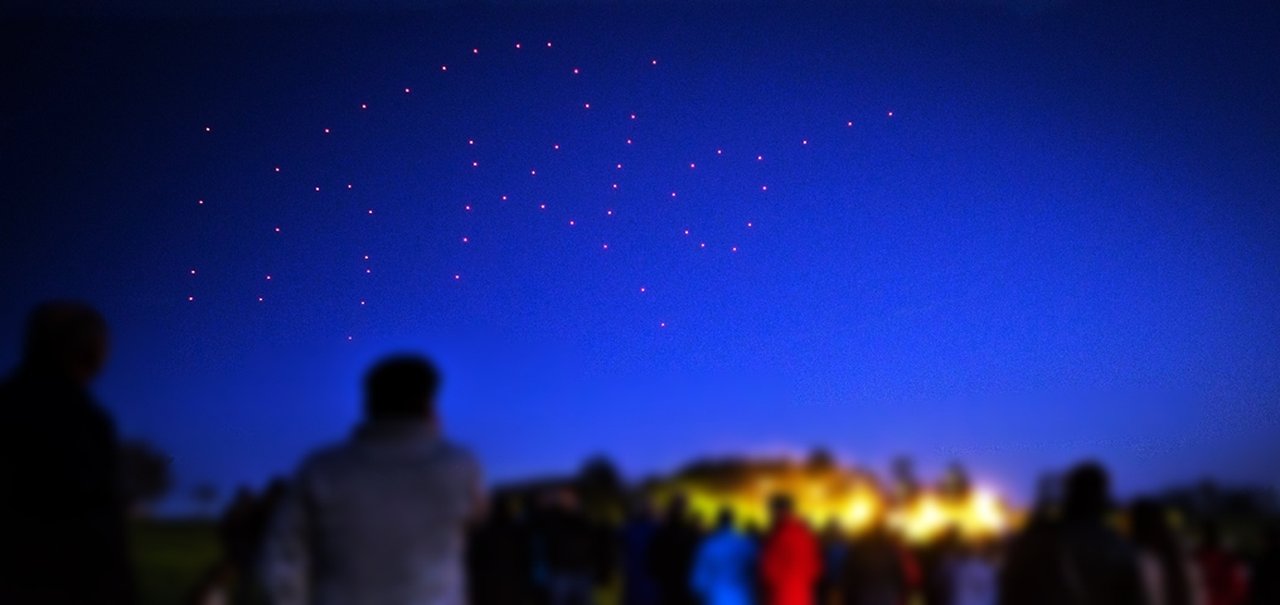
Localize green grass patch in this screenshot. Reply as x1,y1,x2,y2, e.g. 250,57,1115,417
132,519,222,605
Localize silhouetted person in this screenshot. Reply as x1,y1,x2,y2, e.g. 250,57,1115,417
648,495,702,605
469,495,536,605
222,487,262,577
919,532,961,605
190,485,272,605
760,494,821,605
1249,525,1280,605
692,508,758,605
541,489,599,605
261,355,484,605
998,461,1144,605
0,302,135,604
946,540,998,605
836,522,906,605
817,521,848,604
1196,524,1248,605
1130,499,1197,605
622,496,661,605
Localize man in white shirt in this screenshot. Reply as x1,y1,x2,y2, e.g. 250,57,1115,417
262,355,484,605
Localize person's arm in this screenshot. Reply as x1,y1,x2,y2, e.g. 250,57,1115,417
259,478,311,605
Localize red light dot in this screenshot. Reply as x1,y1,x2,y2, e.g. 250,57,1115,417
584,103,591,109
265,275,272,281
500,195,508,201
188,296,195,302
757,155,763,161
616,163,622,169
671,192,677,198
630,113,637,120
404,87,411,93
204,126,211,132
612,183,619,190
472,161,478,167
315,186,321,192
274,166,280,172
606,209,614,216
731,246,739,253
700,242,706,249
530,169,537,176
473,48,479,54
572,68,580,75
568,219,576,226
515,42,521,49
761,185,768,191
367,209,374,215
553,144,560,150
454,274,461,280
539,203,547,210
258,297,264,302
462,237,469,243
717,149,723,155
747,222,754,228
640,287,647,293
651,59,658,65
847,120,854,127
660,321,667,328
197,199,204,205
689,163,696,169
441,65,448,71
683,229,690,236
802,139,809,145
274,227,281,232
602,243,609,250
464,205,472,211
626,138,633,145
546,41,553,48
360,103,367,109
189,269,196,275
468,139,474,145
347,184,353,189
887,111,893,117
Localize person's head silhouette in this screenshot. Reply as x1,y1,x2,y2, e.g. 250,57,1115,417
364,355,441,425
1061,461,1111,522
715,507,736,532
22,301,109,385
664,493,689,524
769,493,795,527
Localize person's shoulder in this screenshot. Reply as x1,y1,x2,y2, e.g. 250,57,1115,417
296,441,357,476
434,438,480,467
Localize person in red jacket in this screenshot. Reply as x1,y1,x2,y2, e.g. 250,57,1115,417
760,494,822,605
1197,524,1249,605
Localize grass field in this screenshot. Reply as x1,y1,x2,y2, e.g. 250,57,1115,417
132,520,222,605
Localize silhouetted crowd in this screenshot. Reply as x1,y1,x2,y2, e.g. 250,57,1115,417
1,302,1278,605
461,465,1280,605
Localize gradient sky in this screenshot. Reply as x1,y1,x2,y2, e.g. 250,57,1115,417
2,1,1278,511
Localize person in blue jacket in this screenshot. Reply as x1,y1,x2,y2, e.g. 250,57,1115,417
692,508,759,605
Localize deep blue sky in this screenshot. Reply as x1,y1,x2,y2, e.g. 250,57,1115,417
2,1,1278,510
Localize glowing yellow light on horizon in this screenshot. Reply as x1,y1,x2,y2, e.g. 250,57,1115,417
649,467,1013,543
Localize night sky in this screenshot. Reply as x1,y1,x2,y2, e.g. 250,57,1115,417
3,1,1278,511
